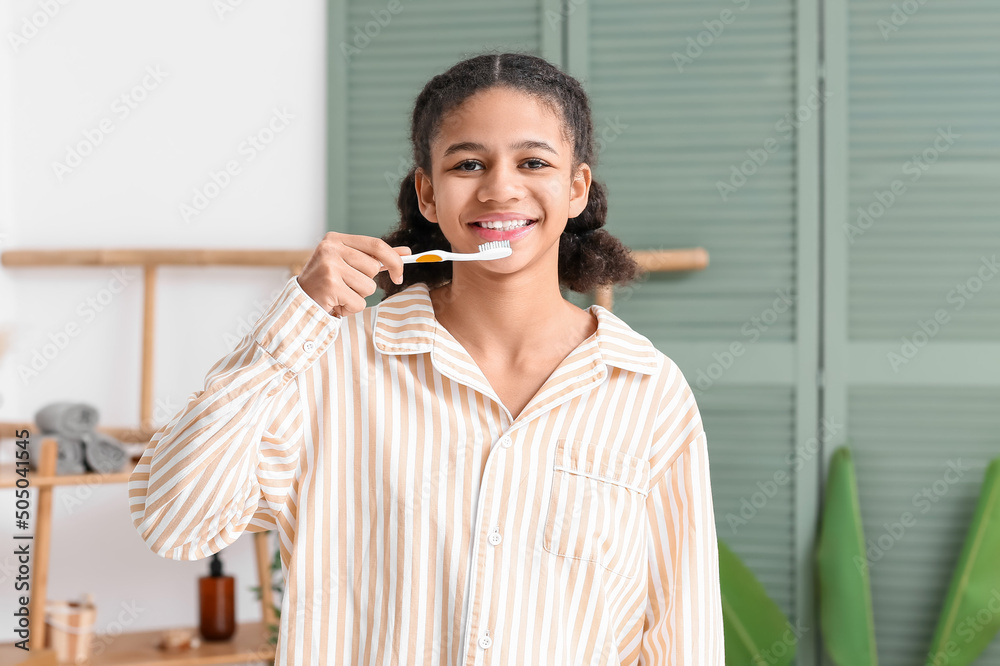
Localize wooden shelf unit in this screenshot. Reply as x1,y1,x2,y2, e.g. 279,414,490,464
0,245,708,663
0,430,278,664
0,249,315,663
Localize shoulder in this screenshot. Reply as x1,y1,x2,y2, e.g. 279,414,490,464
650,350,699,405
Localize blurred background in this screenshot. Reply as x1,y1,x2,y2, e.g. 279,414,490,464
1,1,998,665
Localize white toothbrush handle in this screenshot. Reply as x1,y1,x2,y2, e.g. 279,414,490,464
378,250,458,272
401,250,476,264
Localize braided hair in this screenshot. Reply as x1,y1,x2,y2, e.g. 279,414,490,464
374,51,641,298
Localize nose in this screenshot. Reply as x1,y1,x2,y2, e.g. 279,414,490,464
477,162,525,203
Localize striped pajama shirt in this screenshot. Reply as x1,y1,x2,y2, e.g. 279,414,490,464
128,275,724,665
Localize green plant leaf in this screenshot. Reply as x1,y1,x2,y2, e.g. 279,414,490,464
816,446,878,666
925,457,1000,666
719,539,795,666
271,548,281,571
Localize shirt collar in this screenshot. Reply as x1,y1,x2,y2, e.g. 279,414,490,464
372,281,659,376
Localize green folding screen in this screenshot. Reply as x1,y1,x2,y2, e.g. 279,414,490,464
574,2,817,663
327,2,1000,664
824,1,1000,664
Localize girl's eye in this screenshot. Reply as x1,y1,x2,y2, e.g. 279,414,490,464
453,159,549,171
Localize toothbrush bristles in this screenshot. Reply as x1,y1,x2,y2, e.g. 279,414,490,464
476,240,511,253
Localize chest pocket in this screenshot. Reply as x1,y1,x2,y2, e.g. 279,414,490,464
542,439,651,579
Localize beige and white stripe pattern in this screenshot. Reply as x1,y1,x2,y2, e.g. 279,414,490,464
128,276,724,665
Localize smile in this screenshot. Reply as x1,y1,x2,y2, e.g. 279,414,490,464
468,219,537,241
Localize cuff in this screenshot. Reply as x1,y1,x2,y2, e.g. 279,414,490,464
251,276,344,375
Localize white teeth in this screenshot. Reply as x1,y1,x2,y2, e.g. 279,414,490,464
476,219,534,231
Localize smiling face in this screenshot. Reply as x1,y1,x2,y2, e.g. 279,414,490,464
414,86,592,276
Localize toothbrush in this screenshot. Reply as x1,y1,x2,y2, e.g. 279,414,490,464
400,240,512,265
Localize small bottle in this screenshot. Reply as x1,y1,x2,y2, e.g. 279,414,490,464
199,552,235,640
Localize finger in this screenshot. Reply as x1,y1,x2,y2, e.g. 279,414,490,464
353,237,408,284
337,261,380,299
374,246,413,269
378,246,413,284
339,245,384,279
328,277,368,314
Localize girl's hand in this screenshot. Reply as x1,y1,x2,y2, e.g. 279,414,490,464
297,232,412,318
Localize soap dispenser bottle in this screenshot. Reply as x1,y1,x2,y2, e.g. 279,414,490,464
199,552,235,640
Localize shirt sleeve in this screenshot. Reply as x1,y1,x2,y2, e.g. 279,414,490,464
639,360,724,665
127,276,343,561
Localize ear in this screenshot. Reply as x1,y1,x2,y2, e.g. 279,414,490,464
567,162,592,219
414,167,438,224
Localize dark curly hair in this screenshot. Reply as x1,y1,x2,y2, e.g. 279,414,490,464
374,50,642,298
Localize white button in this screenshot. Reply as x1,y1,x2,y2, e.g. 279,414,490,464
488,528,502,546
500,435,512,448
302,340,315,353
478,631,492,649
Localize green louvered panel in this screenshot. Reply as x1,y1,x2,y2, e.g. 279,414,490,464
849,388,1000,665
588,0,798,341
847,0,1000,340
838,4,1000,664
700,387,797,623
584,3,806,661
342,0,542,239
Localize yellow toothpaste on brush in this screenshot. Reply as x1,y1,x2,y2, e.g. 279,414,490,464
399,240,512,265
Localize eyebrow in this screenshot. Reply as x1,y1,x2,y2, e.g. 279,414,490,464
442,139,559,158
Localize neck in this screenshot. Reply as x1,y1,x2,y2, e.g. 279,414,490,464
429,255,578,364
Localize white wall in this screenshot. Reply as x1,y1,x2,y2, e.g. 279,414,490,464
0,0,327,647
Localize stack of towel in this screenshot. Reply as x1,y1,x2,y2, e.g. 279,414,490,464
29,402,128,475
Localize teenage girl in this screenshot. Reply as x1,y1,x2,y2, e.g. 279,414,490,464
130,52,723,665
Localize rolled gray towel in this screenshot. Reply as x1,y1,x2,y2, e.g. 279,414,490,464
34,402,100,438
27,433,87,475
81,431,127,474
